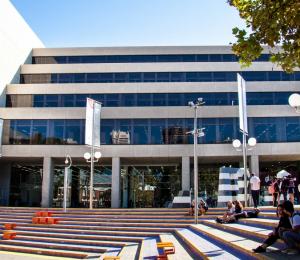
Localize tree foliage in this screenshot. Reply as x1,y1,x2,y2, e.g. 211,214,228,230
228,0,300,72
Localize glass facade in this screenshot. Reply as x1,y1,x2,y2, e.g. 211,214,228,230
52,165,111,208
20,71,300,84
5,117,300,145
32,54,271,64
6,92,297,108
121,166,181,208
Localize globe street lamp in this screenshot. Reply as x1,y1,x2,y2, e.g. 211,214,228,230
232,137,257,207
188,97,205,224
83,150,102,209
288,93,300,113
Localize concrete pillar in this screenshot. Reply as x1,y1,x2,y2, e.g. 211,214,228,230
181,156,190,191
0,163,11,206
111,157,120,208
250,155,260,177
41,157,54,208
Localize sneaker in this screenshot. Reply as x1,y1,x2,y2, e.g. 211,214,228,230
252,246,266,253
287,249,299,255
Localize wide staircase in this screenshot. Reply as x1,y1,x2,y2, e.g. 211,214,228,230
0,206,299,259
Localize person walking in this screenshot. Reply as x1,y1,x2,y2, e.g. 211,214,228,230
269,177,280,207
250,173,260,208
287,175,296,204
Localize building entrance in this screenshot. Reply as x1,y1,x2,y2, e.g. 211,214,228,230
52,165,112,208
121,166,181,208
9,165,42,207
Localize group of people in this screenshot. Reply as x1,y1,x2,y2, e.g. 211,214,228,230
253,200,300,255
216,200,260,224
188,198,208,216
269,175,297,207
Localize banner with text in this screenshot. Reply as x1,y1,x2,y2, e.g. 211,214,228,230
85,98,101,147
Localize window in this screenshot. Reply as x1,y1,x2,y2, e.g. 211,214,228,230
133,120,149,144
31,120,47,144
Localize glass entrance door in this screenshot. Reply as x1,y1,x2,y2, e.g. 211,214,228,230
122,166,181,208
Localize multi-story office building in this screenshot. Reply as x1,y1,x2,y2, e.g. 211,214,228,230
0,45,299,209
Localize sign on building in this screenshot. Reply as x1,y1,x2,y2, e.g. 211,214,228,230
85,98,101,147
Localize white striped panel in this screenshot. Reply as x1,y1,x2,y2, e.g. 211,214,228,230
219,172,238,180
218,184,239,191
218,195,238,202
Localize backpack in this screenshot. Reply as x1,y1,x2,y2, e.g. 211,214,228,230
268,183,275,194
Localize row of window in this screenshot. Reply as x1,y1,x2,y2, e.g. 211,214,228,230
6,117,300,145
32,54,271,64
20,71,300,84
6,92,296,108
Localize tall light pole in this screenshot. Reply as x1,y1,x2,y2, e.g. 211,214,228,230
232,137,257,206
188,98,205,224
84,151,102,209
64,155,72,212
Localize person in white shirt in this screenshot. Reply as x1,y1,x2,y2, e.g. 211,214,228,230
250,173,261,208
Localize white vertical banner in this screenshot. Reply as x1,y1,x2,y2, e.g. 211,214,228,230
0,119,3,156
237,73,248,134
85,98,101,147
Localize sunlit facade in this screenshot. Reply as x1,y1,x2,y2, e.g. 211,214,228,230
1,46,300,208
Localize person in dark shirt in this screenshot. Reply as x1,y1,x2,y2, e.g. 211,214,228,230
253,204,292,253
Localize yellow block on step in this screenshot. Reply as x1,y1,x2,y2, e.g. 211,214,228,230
157,242,175,254
103,257,120,260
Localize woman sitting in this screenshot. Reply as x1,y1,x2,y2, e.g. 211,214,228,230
253,204,292,253
216,200,236,223
216,200,260,224
188,199,208,216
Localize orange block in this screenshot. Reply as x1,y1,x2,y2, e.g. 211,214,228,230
103,257,120,260
32,217,39,224
2,231,16,240
4,223,16,230
46,218,56,224
39,217,47,224
157,242,175,255
35,211,52,217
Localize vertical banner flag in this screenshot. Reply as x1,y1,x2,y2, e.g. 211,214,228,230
85,98,101,147
237,73,248,134
0,119,3,156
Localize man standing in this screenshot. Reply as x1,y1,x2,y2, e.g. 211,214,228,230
250,173,261,208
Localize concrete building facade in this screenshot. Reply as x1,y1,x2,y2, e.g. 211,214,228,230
0,45,299,208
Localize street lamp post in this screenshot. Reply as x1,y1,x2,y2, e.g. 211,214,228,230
232,137,257,207
84,151,102,209
288,93,300,113
64,155,72,212
188,98,205,224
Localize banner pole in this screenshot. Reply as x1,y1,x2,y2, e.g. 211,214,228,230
89,102,95,210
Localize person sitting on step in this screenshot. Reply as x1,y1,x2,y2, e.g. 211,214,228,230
216,200,236,223
199,198,208,216
253,204,292,253
279,200,300,255
188,198,208,216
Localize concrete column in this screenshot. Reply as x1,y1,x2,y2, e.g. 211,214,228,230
0,163,11,206
111,157,120,208
41,157,54,208
250,155,260,177
181,156,190,191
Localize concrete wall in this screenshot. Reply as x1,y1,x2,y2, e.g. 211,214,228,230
0,0,43,107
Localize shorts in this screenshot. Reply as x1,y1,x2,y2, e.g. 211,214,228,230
288,187,295,194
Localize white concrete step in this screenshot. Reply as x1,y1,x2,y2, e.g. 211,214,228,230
176,228,239,259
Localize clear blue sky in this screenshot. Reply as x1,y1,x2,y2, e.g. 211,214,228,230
11,0,245,47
